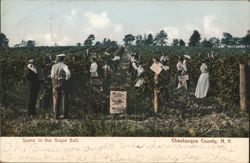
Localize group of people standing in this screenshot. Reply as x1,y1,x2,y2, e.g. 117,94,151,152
127,51,210,102
24,49,211,118
25,50,122,118
175,54,210,99
89,52,120,91
176,55,190,90
127,52,171,108
25,54,71,119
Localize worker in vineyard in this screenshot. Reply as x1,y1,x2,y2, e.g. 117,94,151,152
85,48,89,59
112,54,120,72
40,54,53,109
101,61,112,114
102,50,113,69
90,57,99,80
102,61,112,94
195,59,209,98
51,54,71,119
128,52,135,75
176,56,184,88
131,54,139,78
135,61,145,88
158,59,170,104
89,56,103,92
160,52,169,65
24,59,41,116
89,56,103,113
207,51,215,59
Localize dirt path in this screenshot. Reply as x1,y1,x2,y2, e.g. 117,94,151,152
110,51,131,87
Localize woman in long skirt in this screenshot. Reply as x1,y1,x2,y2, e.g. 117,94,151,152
195,60,209,98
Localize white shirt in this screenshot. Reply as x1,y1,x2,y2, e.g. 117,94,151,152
132,62,138,70
176,61,183,71
135,78,144,87
112,56,120,61
90,62,98,73
160,55,168,62
162,65,169,71
183,59,188,72
137,65,144,75
51,62,71,80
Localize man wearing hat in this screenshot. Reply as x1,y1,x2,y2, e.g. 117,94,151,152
160,52,169,65
176,56,184,88
112,54,121,72
24,59,41,116
51,54,71,119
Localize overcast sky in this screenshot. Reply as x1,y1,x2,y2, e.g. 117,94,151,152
1,0,250,46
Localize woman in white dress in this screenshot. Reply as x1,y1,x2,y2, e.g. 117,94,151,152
195,60,209,98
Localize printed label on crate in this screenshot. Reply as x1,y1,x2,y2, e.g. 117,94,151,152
110,90,127,113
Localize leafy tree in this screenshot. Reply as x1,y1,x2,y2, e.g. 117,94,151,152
145,34,153,45
84,34,95,47
76,43,81,47
95,41,101,47
88,34,95,41
14,40,26,47
21,40,27,47
232,37,242,47
0,33,9,48
154,30,168,46
221,32,233,47
102,38,111,48
123,34,135,46
209,37,220,47
102,38,118,49
143,34,147,43
172,39,179,46
84,39,92,47
102,38,108,45
179,39,185,46
135,34,144,46
242,30,250,47
26,40,36,48
188,30,201,47
201,38,213,48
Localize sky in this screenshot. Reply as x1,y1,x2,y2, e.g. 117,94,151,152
1,0,250,46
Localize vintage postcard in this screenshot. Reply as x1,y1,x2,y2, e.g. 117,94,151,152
0,0,249,162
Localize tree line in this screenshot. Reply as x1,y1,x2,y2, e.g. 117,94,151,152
0,29,250,49
123,29,250,48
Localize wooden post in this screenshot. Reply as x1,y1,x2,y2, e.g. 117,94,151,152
154,73,158,113
240,64,247,111
154,89,158,113
247,61,250,111
99,88,103,114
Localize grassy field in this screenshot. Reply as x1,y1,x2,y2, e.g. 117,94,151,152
1,86,249,137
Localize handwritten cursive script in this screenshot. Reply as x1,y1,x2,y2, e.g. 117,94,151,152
0,137,248,163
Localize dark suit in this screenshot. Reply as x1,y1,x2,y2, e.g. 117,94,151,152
25,68,41,115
